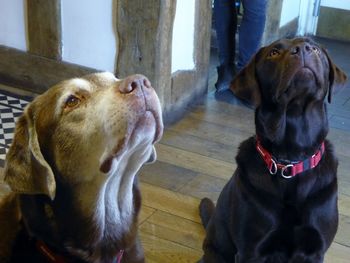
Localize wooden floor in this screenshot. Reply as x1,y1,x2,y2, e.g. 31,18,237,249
0,37,350,262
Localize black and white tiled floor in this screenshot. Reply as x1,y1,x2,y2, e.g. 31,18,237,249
0,91,31,167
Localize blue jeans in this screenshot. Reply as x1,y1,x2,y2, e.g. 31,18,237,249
214,0,268,71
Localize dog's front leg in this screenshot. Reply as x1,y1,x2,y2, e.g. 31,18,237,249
122,236,145,263
199,244,231,263
200,223,236,263
294,177,338,262
289,252,324,263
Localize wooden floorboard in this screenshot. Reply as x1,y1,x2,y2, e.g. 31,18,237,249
140,232,202,263
153,143,235,180
325,242,350,263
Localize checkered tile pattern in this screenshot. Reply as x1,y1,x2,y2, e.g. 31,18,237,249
0,146,8,167
0,91,31,167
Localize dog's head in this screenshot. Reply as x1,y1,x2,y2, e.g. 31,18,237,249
4,72,163,200
231,37,347,108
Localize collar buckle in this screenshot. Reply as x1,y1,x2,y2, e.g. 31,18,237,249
281,164,294,179
269,159,278,175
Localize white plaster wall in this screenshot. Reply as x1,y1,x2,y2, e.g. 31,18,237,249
0,0,27,51
61,0,117,72
280,0,301,27
171,0,195,73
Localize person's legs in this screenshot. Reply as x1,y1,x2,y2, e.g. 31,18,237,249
214,0,237,65
237,0,267,71
214,0,237,92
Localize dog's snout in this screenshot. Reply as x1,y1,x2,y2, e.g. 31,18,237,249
290,46,300,55
304,44,312,52
118,75,151,94
290,43,314,56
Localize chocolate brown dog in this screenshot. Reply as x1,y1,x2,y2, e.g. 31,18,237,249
0,72,163,262
199,38,347,263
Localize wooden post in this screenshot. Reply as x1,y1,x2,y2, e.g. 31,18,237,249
27,0,62,60
116,0,176,107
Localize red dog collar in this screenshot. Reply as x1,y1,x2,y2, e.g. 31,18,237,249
36,239,124,263
256,138,325,178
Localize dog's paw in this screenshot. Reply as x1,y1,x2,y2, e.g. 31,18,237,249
294,226,324,254
262,252,288,263
258,228,291,257
289,252,324,263
199,198,215,227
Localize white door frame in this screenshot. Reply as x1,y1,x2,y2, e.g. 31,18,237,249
297,0,320,36
298,0,350,36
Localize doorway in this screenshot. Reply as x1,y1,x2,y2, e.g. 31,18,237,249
299,0,350,41
316,0,350,41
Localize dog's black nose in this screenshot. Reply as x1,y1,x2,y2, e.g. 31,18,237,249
118,74,151,94
290,43,314,56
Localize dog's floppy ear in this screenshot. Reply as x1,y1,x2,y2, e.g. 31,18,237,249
323,48,347,103
230,50,262,107
4,106,56,200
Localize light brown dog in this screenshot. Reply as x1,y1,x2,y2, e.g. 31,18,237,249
0,72,163,262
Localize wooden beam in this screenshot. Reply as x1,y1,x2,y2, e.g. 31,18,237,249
27,0,62,59
0,46,97,94
116,0,176,107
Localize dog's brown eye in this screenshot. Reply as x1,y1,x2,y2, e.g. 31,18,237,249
65,95,81,109
268,49,280,58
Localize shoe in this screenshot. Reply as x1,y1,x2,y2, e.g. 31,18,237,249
215,63,236,92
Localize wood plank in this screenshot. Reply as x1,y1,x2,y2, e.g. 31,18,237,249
325,242,350,263
27,0,61,59
202,93,253,115
161,129,237,163
189,100,255,132
139,160,199,191
329,115,350,132
338,180,350,197
338,194,350,217
140,182,202,223
329,104,350,120
329,128,350,158
337,154,350,184
156,143,235,180
179,173,227,202
335,214,350,247
140,232,202,263
140,210,205,251
168,116,252,146
139,205,156,225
